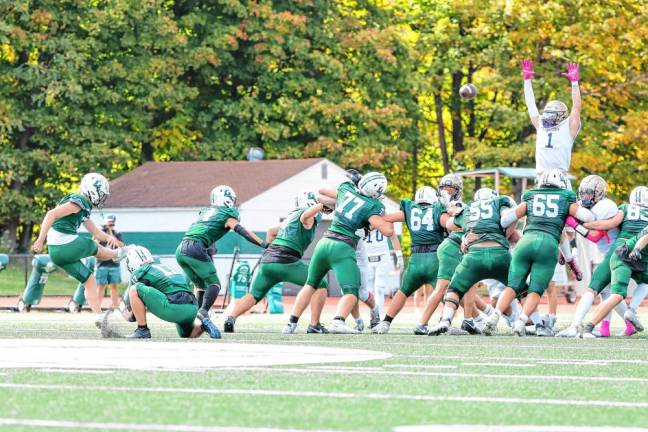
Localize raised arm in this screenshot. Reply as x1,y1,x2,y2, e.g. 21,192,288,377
225,218,268,248
368,215,394,237
521,59,539,129
300,203,324,229
33,203,80,253
563,62,581,138
318,187,337,199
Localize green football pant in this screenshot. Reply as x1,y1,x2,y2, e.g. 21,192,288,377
610,254,648,298
400,252,439,297
508,231,558,296
306,238,360,296
48,237,99,283
133,283,198,337
250,260,327,302
436,238,462,281
449,246,510,297
176,245,220,289
589,237,627,293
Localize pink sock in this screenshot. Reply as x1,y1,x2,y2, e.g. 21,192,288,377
625,320,637,336
599,320,610,337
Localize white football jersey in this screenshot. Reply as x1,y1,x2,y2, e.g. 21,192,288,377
591,198,619,254
535,119,577,174
362,229,390,258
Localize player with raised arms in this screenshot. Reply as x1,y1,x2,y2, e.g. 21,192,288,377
522,59,583,280
222,191,328,333
483,169,594,336
176,185,268,339
33,173,128,328
282,172,394,334
371,185,448,334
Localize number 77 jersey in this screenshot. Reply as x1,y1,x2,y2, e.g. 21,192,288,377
329,181,386,241
522,187,577,242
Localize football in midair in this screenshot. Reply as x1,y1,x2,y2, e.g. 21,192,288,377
459,83,477,100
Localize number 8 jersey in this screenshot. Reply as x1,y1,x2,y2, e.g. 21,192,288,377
522,187,576,241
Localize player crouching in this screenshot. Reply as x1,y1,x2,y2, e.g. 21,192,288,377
120,246,205,339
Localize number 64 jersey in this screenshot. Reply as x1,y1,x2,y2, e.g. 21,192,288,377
522,187,577,242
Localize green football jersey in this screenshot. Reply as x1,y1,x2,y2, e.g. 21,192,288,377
272,207,322,256
400,199,445,246
454,196,512,248
618,204,648,239
183,206,240,247
130,263,191,295
328,181,385,240
51,193,92,235
522,187,576,241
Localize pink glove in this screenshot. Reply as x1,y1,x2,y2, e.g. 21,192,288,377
562,62,580,82
565,216,579,229
586,230,606,243
521,59,534,80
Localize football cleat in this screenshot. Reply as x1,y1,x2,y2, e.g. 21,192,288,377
413,324,428,335
371,321,391,334
513,319,526,337
223,316,235,333
565,258,583,281
306,323,329,334
369,307,380,329
354,318,365,333
619,321,637,337
282,322,297,334
482,312,500,336
199,313,222,339
579,322,596,338
535,324,554,337
556,325,579,338
127,327,151,339
428,319,450,336
460,319,481,335
624,309,644,332
329,319,361,334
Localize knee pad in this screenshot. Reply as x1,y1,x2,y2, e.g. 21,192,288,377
443,293,461,308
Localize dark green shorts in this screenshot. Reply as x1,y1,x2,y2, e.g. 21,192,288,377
400,252,439,297
610,254,648,298
436,238,462,281
508,231,558,296
250,260,327,302
448,246,510,297
48,236,99,283
306,238,360,296
176,241,220,290
132,283,198,337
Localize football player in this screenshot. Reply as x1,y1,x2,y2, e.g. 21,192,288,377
33,173,127,324
483,169,594,336
121,246,205,339
176,185,268,339
428,188,517,335
521,59,583,280
222,191,327,333
372,185,448,334
282,172,394,334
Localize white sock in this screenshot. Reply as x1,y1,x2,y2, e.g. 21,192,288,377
572,291,595,326
560,238,573,261
614,300,627,320
483,304,494,315
530,311,542,326
442,307,454,322
510,300,522,320
519,313,529,324
374,287,385,313
630,283,648,311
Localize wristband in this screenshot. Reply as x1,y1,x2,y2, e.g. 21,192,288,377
575,225,589,237
571,81,579,87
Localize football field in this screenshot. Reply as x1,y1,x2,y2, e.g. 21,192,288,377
1,310,648,432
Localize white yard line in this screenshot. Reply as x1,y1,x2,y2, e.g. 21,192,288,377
37,369,114,375
394,425,648,432
0,418,339,432
382,364,458,369
399,354,648,365
460,362,534,368
1,383,647,409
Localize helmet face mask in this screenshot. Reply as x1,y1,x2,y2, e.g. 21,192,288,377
80,173,110,208
345,169,362,186
358,172,388,199
211,185,237,208
541,100,568,129
578,175,607,209
438,174,463,206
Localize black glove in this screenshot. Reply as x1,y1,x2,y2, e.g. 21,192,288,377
615,244,646,272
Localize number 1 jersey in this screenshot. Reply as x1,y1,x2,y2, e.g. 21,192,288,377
535,120,576,174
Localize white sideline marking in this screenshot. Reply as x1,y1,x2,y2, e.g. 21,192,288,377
2,383,647,409
37,369,114,375
382,364,458,370
394,426,648,432
0,418,339,432
460,362,534,368
0,339,390,371
225,366,648,383
399,354,648,365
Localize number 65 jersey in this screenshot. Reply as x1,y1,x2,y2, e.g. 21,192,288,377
522,187,577,242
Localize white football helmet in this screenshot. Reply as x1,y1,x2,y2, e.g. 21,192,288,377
210,185,237,208
438,173,463,206
295,190,318,208
79,173,110,208
474,187,498,201
578,175,607,209
630,186,648,207
414,186,438,205
541,100,569,129
125,246,153,274
537,169,566,189
358,172,387,199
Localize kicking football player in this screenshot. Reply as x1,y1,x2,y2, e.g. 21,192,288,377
522,59,583,280
176,185,268,338
560,186,648,337
282,172,394,334
222,191,328,333
414,174,465,334
33,173,127,322
121,246,205,339
483,169,594,336
581,226,648,338
371,186,448,334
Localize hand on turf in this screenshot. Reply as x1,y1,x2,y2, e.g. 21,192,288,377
562,63,580,82
520,59,534,80
629,247,642,262
33,238,45,253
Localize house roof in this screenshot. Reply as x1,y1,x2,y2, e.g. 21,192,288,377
105,159,323,208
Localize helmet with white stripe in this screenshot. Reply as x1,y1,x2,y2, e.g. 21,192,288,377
473,187,498,201
125,246,154,274
414,186,438,205
358,172,387,199
210,185,237,208
537,169,567,189
578,175,607,209
630,186,648,207
80,173,110,208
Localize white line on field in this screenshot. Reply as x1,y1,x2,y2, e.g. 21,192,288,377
394,425,648,432
223,366,648,383
398,354,648,365
37,369,114,375
382,364,458,369
460,362,534,368
0,418,340,432
1,383,647,409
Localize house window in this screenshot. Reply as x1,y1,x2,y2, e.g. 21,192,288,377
321,163,328,180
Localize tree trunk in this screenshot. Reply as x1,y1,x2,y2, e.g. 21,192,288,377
434,92,450,175
450,70,464,154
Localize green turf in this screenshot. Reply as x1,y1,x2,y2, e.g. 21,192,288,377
1,310,647,431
